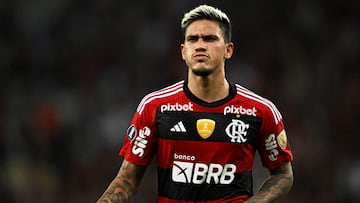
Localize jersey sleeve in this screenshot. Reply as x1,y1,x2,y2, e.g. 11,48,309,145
119,101,157,166
256,103,293,170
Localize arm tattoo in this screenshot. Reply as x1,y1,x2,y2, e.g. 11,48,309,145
246,162,293,203
97,160,147,203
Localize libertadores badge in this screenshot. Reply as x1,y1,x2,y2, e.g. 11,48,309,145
196,119,215,139
277,130,287,149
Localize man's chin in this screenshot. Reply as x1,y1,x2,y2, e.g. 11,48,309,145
192,68,212,77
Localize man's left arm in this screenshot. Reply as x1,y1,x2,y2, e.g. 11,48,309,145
245,161,294,203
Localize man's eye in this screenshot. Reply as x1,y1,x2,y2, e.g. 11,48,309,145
188,37,198,42
203,36,217,41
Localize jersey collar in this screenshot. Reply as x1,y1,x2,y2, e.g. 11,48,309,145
183,80,236,107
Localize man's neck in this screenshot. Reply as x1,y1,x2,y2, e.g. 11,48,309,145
187,75,230,103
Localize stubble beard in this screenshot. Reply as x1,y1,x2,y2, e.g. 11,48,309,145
191,63,214,76
192,68,213,76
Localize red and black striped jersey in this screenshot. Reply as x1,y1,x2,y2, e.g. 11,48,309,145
119,80,293,202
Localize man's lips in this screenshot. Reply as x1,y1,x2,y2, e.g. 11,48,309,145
192,53,209,59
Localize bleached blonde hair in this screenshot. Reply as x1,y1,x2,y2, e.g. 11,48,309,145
181,5,232,42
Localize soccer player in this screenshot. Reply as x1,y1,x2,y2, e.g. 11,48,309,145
97,4,293,203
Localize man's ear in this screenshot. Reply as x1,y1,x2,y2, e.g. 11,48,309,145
180,44,186,60
224,42,234,59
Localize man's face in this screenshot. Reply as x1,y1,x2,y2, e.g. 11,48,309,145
181,19,233,77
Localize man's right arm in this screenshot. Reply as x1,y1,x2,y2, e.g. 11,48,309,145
97,159,147,203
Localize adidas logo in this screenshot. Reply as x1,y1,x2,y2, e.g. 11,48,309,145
170,121,187,132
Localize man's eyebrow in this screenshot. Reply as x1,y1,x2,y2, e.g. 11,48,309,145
185,35,199,40
186,34,219,39
186,34,199,37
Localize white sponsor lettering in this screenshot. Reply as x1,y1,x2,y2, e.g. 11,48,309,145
172,161,236,184
160,102,194,113
132,127,151,157
224,105,257,116
174,153,196,161
265,134,278,161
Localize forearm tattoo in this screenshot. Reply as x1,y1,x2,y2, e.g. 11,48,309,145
246,162,293,203
97,161,146,203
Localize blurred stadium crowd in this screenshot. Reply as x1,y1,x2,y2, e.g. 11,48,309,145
0,0,359,202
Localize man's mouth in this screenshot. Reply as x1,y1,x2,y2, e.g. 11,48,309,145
193,53,208,59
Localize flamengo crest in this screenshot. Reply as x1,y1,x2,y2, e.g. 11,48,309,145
225,119,249,143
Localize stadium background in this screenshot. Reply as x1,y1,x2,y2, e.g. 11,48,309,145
0,0,359,202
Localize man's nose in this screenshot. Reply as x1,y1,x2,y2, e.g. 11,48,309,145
195,40,207,51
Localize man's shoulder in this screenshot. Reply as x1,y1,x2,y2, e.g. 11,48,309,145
136,80,185,114
144,80,185,101
233,83,282,124
233,83,274,103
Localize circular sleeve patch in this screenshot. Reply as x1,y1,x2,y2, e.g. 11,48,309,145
277,130,287,150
